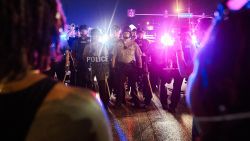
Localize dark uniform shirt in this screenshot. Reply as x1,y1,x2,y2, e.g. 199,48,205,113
68,37,77,49
135,38,149,55
135,38,150,71
72,36,90,64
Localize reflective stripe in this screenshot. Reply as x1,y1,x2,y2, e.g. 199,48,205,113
195,112,250,122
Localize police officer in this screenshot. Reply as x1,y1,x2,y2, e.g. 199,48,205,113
135,28,153,105
72,25,91,88
108,25,121,96
165,28,196,113
149,38,172,109
149,33,183,113
112,26,143,107
67,23,76,48
131,29,137,41
83,29,110,109
188,1,250,140
166,39,184,113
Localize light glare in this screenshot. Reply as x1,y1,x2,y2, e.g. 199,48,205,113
60,32,68,41
161,33,175,46
191,35,198,45
99,34,109,43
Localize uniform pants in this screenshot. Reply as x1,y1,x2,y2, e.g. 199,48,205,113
97,79,110,108
160,69,183,109
141,56,153,104
108,66,118,94
149,64,162,92
116,63,139,105
141,73,153,104
74,61,94,89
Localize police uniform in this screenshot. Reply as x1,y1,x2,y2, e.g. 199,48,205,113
167,48,183,112
149,42,183,111
135,38,153,105
149,42,171,103
72,36,91,87
112,39,142,106
83,42,110,108
108,38,120,94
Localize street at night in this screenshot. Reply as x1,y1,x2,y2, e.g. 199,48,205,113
1,0,250,141
108,81,192,141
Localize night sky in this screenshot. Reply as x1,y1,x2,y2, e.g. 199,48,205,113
60,0,220,27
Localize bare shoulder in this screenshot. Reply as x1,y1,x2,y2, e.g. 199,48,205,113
26,83,112,141
39,83,105,123
44,83,95,102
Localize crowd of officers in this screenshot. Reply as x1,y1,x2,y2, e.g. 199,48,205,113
55,24,194,112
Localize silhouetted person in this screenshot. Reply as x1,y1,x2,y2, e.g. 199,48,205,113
0,1,112,141
135,28,153,105
187,1,250,140
71,25,91,87
108,25,121,99
83,29,110,109
112,26,143,107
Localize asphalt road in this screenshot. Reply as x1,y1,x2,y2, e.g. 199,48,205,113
107,80,193,141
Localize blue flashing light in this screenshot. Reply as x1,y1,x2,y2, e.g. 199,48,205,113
246,1,250,9
60,32,68,41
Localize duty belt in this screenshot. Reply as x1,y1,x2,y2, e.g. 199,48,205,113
117,60,136,66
